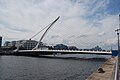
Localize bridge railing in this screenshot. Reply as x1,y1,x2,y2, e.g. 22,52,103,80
112,56,118,80
50,49,111,52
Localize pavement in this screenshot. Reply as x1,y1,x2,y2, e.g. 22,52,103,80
86,57,116,80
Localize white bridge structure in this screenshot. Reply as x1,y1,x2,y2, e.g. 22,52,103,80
14,16,112,56
14,49,112,56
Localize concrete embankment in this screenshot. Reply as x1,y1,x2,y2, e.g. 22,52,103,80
86,57,117,80
0,51,14,55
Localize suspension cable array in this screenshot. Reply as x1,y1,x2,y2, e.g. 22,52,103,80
33,16,60,50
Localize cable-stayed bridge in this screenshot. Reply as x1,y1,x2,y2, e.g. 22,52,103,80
14,16,112,56
13,49,112,56
12,16,119,80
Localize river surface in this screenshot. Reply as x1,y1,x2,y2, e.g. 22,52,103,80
0,55,110,80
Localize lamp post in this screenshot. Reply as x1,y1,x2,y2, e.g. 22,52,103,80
115,28,120,80
115,28,120,55
115,14,120,80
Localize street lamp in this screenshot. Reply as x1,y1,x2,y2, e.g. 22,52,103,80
115,28,120,80
115,14,120,57
115,29,120,55
115,14,120,80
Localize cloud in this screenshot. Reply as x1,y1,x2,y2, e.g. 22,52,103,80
0,0,119,49
0,20,29,33
98,32,106,36
78,34,88,38
50,35,60,39
104,37,117,45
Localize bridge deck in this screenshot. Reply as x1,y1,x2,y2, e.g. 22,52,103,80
14,50,112,55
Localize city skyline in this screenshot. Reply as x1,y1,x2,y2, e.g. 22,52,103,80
0,0,120,49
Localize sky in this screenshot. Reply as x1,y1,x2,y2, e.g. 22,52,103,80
0,0,120,50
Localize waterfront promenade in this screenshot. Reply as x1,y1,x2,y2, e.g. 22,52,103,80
86,56,120,80
86,57,117,80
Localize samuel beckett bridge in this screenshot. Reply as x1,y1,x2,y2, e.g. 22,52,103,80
13,16,112,56
12,15,120,80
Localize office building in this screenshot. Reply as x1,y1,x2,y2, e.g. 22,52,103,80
4,39,48,50
16,40,47,50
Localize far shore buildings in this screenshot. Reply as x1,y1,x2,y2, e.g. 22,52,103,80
4,40,48,50
53,44,79,50
4,40,104,51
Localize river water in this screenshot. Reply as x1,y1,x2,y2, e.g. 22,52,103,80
0,55,110,80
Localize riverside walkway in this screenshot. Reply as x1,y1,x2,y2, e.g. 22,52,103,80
86,57,118,80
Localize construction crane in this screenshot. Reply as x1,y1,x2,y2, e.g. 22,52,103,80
33,16,60,50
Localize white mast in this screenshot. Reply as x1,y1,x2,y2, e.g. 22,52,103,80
33,16,60,50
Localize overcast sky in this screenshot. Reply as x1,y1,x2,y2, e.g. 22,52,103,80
0,0,120,49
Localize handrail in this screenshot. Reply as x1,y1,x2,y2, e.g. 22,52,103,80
114,56,118,80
